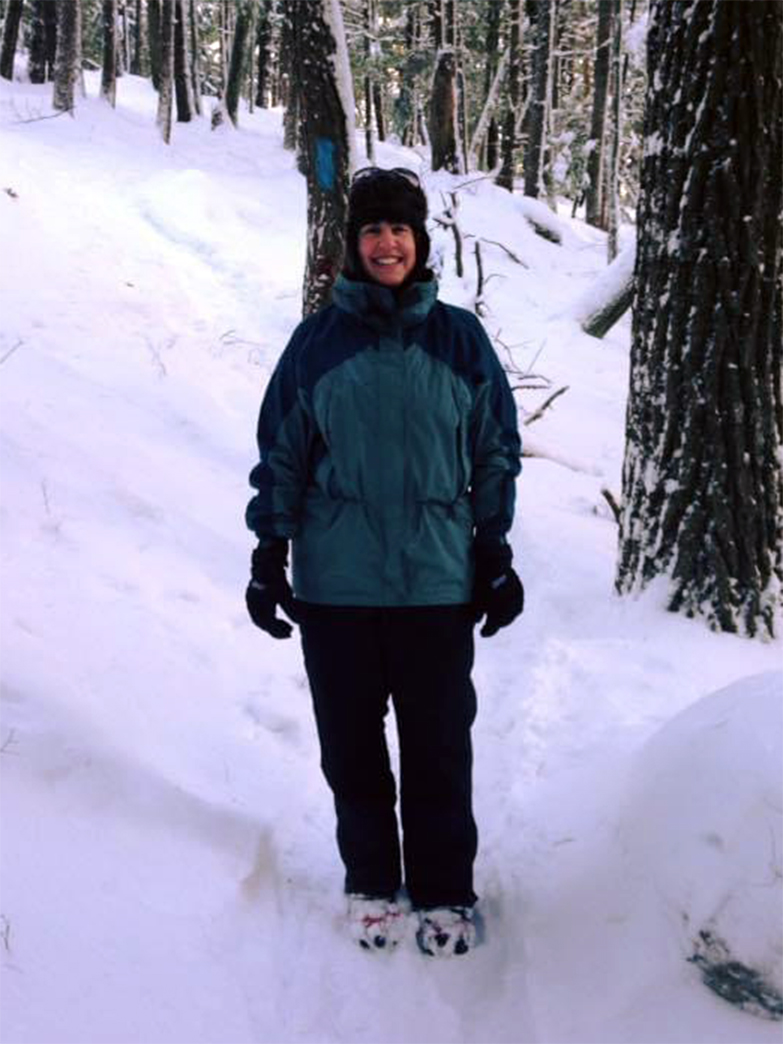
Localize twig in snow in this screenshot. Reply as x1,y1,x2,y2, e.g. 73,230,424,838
12,107,74,125
0,915,11,953
474,242,486,317
0,339,23,366
0,729,19,756
523,385,569,426
464,234,529,268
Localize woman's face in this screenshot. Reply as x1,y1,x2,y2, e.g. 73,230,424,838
357,221,417,287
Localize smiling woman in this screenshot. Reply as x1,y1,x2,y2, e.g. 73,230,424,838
245,166,524,959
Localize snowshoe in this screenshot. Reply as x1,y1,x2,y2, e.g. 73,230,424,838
416,905,476,957
347,894,405,952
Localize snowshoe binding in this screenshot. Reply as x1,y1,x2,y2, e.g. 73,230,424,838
416,905,476,957
347,894,405,952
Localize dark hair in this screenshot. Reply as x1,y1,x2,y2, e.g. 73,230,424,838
341,169,432,285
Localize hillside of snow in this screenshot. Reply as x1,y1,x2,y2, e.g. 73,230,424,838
1,72,781,1044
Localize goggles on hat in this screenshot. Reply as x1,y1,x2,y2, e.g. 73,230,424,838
351,166,421,189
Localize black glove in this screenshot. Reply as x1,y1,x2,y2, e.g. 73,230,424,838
245,541,300,639
471,541,524,638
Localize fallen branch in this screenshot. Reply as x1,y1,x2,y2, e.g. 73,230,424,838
523,385,569,425
464,233,529,268
12,107,73,125
474,242,487,317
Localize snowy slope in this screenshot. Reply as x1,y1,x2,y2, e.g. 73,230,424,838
1,72,781,1044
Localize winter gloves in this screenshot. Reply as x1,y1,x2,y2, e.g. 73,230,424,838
471,541,524,638
245,540,299,639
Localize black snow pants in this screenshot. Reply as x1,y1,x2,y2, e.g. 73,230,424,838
298,603,478,910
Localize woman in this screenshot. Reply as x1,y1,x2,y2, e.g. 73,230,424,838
245,167,523,957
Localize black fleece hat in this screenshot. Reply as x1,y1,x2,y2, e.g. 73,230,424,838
342,169,432,283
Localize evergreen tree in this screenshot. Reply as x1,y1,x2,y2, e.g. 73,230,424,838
616,0,783,638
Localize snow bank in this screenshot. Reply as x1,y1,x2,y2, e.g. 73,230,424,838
618,671,783,1019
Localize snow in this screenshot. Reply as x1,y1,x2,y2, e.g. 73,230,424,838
1,71,782,1044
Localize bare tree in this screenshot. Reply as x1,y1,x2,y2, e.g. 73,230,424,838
585,0,613,227
101,0,118,106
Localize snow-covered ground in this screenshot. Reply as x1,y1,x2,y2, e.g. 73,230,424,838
1,72,781,1044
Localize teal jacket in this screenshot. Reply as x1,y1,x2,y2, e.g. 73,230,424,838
246,275,521,606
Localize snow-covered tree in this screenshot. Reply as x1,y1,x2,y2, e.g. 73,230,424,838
616,0,783,638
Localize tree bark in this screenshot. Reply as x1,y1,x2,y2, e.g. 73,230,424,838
53,0,81,112
255,0,271,108
482,0,502,169
585,0,613,227
226,0,252,127
156,0,174,142
28,0,57,83
606,0,624,261
130,0,142,74
189,0,201,114
429,48,460,173
101,0,117,106
148,0,161,91
0,0,23,81
616,0,783,638
496,0,522,191
523,0,554,199
173,0,194,122
298,0,353,316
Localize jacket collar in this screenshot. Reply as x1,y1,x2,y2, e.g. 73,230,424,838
332,274,438,332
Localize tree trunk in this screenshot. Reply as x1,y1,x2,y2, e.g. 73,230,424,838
173,0,194,122
281,0,299,151
496,0,522,191
156,0,174,142
255,0,271,108
189,0,201,114
148,0,161,91
0,0,23,81
373,80,385,141
101,0,117,106
363,0,374,161
130,0,142,74
616,0,783,638
225,0,252,127
523,0,554,199
298,0,353,316
53,0,81,112
28,0,57,83
585,0,613,227
606,0,624,262
429,49,459,173
481,0,501,169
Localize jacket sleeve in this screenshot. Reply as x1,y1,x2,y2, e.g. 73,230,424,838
468,317,522,548
245,324,313,549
